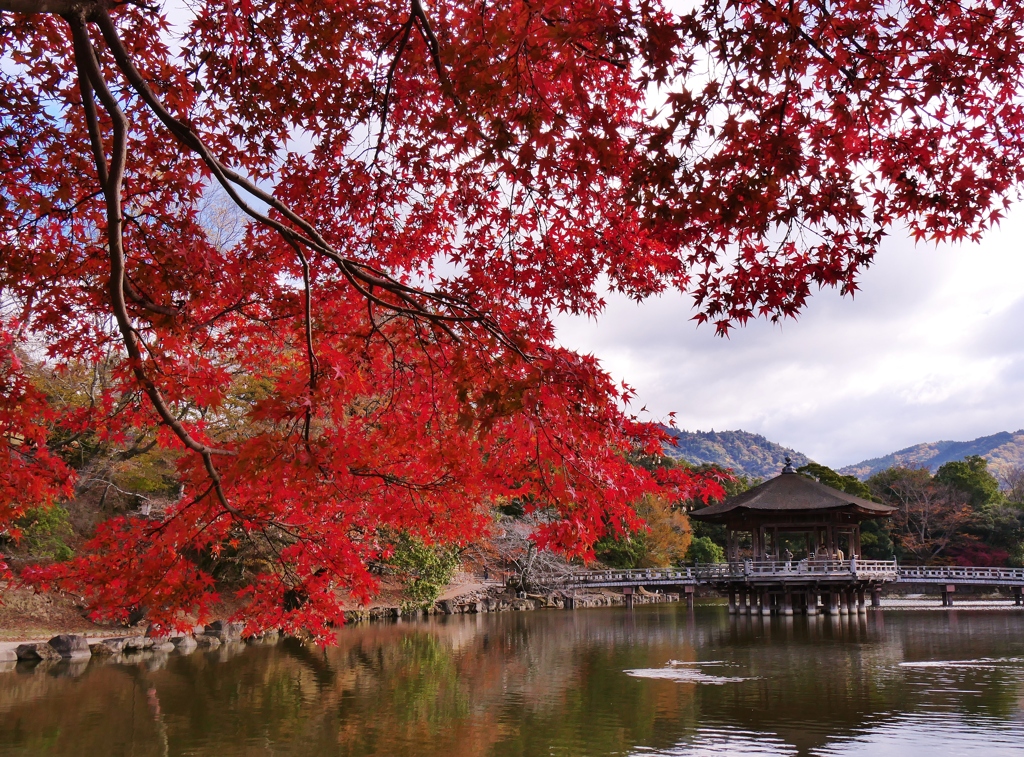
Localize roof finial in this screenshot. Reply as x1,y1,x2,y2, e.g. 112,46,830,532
782,455,797,474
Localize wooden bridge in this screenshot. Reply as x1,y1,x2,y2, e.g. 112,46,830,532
552,561,1024,612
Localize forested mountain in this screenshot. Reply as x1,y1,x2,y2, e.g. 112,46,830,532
661,428,812,479
840,430,1024,480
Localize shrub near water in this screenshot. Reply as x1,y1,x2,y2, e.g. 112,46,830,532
388,533,461,610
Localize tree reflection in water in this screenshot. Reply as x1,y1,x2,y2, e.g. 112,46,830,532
2,607,1024,756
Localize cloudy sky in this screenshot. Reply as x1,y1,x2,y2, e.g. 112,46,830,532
554,205,1024,469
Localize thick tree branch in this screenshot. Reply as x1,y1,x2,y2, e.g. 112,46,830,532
91,8,517,355
68,13,238,517
0,0,78,13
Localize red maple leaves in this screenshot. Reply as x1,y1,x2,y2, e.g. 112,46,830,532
2,0,1023,634
0,325,75,575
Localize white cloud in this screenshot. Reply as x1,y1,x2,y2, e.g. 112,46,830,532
554,205,1024,469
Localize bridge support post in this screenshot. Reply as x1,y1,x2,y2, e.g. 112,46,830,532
684,585,695,610
728,588,737,614
565,595,575,610
845,589,856,615
782,590,793,616
837,590,848,615
856,588,866,613
942,584,955,607
761,590,771,616
623,586,634,610
806,591,817,615
871,587,882,607
1015,589,1022,607
828,592,839,615
740,587,750,615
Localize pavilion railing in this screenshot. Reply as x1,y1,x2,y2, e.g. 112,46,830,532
738,558,898,579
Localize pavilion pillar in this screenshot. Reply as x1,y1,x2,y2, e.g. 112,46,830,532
837,590,848,615
857,588,866,613
761,589,771,616
728,588,737,614
738,587,748,614
782,590,794,616
806,591,818,615
827,592,838,615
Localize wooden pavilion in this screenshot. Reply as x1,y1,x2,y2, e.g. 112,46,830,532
691,457,894,561
690,458,897,616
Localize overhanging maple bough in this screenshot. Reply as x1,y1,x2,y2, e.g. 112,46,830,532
6,0,1024,633
6,0,514,517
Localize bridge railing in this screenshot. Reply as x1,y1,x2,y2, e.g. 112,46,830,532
559,559,899,587
558,565,733,585
897,565,1024,582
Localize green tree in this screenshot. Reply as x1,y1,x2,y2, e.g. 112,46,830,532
593,531,648,569
797,462,873,500
799,462,894,559
686,536,725,564
388,533,461,610
935,456,1003,509
859,519,895,560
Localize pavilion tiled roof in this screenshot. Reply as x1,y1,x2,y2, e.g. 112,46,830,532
690,468,895,523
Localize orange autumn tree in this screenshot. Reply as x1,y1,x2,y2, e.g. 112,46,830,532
2,0,1024,635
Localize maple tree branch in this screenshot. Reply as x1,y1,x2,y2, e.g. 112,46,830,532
68,14,237,518
284,238,319,442
0,0,76,13
91,8,517,356
766,0,857,83
410,0,445,83
122,276,181,317
375,17,414,162
71,29,108,187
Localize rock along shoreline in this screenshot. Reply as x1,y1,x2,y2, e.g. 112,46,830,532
0,586,679,668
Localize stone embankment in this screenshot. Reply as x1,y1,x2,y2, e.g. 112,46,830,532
0,586,679,665
342,586,680,621
0,620,280,667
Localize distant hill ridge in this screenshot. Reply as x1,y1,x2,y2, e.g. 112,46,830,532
839,430,1024,480
661,427,1024,482
661,428,812,480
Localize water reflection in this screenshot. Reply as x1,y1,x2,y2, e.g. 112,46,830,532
1,606,1024,756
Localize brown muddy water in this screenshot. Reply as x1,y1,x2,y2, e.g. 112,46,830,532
3,604,1024,756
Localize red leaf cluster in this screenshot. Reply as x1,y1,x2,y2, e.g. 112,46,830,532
0,323,75,576
2,0,1023,633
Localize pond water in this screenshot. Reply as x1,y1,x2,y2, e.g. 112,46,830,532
3,604,1024,756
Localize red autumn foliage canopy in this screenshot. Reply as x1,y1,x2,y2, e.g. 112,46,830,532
2,0,1024,634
